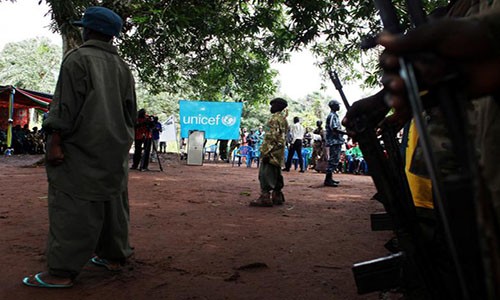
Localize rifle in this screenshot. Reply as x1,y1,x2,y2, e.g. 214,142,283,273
373,0,491,299
329,3,472,296
344,0,491,298
330,77,442,297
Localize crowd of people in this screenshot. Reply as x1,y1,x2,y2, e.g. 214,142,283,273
199,111,370,178
204,114,369,179
0,124,45,155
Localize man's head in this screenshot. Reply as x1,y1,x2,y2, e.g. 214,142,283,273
316,120,322,127
73,6,123,41
270,97,288,113
293,116,300,124
328,100,340,112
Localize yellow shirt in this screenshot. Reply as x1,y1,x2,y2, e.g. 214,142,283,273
405,120,434,209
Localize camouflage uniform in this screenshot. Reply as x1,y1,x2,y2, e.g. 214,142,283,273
325,111,344,174
258,110,288,193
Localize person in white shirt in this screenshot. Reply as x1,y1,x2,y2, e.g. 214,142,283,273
283,116,305,172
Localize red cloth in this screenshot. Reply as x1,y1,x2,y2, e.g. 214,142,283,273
134,117,152,140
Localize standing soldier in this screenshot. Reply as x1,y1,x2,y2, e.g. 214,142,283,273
324,100,344,187
23,6,136,288
250,98,288,207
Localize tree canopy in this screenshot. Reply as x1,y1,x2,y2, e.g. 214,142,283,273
0,37,61,93
121,0,446,101
3,0,448,105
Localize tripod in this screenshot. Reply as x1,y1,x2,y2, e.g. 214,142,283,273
138,138,163,172
151,142,163,172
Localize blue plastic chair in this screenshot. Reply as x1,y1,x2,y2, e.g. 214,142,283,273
286,147,311,171
232,145,252,167
204,144,218,161
249,149,260,168
301,148,312,170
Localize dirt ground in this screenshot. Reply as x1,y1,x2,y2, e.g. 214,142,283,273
0,153,394,300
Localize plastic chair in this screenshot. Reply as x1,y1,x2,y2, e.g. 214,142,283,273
249,149,260,168
204,144,218,161
301,148,312,170
232,145,252,167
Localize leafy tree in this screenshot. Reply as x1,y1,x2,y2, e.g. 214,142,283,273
241,101,271,131
285,91,331,130
3,0,449,104
0,37,61,93
135,86,179,121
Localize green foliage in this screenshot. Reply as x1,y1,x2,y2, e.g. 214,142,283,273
241,92,330,132
0,37,61,93
285,0,449,88
135,83,180,121
117,0,288,104
5,0,450,120
241,101,271,131
285,91,331,130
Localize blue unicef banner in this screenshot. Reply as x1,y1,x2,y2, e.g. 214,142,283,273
179,100,243,139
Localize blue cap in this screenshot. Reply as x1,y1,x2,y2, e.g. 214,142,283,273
73,6,123,37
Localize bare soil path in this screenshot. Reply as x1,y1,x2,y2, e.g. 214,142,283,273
0,154,391,300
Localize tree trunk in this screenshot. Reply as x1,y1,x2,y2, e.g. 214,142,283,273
60,23,83,54
45,0,83,55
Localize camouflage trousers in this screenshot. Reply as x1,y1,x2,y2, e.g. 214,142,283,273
326,144,341,174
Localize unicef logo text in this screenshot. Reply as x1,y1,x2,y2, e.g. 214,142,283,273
183,114,237,127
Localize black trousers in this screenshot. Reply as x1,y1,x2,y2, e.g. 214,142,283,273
219,140,229,160
131,138,152,169
285,139,303,170
141,138,152,169
131,139,144,168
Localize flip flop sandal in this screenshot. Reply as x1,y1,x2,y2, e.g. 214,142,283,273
22,272,73,288
90,256,122,272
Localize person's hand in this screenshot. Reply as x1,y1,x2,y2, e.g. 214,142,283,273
377,16,500,100
46,132,64,166
342,90,390,137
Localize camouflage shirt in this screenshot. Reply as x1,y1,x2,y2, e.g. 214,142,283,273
260,110,288,167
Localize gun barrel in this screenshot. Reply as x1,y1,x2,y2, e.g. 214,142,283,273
328,70,350,110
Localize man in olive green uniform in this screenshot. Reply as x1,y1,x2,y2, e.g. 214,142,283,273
250,98,288,207
23,7,136,288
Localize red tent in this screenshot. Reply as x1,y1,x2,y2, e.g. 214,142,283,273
0,85,52,110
